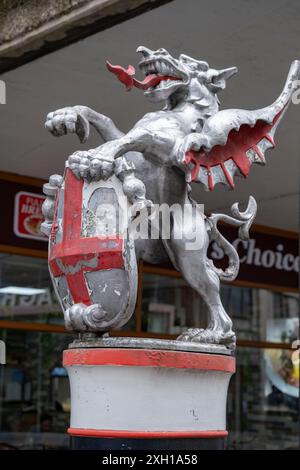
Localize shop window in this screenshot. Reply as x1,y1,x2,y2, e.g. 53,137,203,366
0,254,298,450
221,284,299,342
0,329,74,449
141,274,207,334
141,272,299,342
227,347,299,450
0,253,137,329
0,254,63,325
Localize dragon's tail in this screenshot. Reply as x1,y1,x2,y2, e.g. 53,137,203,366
205,196,257,282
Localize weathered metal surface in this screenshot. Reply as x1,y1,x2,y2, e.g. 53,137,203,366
43,46,300,349
44,167,138,332
63,348,235,433
68,336,233,356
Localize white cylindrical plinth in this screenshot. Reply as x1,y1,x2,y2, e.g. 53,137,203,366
63,342,235,445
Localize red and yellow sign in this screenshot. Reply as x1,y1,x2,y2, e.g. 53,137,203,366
14,191,46,241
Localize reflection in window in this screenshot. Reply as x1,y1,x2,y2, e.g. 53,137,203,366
141,273,299,342
0,254,62,324
141,274,207,335
227,348,299,450
0,329,73,449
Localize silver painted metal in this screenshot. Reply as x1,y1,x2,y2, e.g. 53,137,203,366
41,174,63,237
44,46,300,350
68,336,233,356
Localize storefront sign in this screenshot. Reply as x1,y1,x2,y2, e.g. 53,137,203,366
210,238,298,273
13,191,46,241
0,287,60,316
0,175,47,251
0,174,298,292
208,225,298,291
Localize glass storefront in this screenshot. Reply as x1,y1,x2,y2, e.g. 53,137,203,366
227,348,299,450
141,272,299,342
0,253,63,325
0,254,299,449
0,254,73,448
0,329,72,449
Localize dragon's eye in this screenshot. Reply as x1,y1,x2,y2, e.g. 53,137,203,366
157,48,168,55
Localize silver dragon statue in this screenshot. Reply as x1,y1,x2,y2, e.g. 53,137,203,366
42,46,300,350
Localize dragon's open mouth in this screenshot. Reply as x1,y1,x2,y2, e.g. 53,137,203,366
106,58,184,91
138,58,184,91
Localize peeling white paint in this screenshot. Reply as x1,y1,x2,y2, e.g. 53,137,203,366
67,364,233,431
101,284,108,293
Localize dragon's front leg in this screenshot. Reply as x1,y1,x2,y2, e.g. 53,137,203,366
66,128,173,207
67,127,176,173
45,105,123,143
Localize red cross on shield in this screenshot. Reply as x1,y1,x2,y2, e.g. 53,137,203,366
49,169,124,305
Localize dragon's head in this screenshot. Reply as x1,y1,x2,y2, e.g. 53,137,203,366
107,46,237,109
137,46,190,103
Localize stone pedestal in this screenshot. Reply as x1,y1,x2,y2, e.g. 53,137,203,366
63,338,235,450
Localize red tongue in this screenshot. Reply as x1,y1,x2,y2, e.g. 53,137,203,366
106,61,180,91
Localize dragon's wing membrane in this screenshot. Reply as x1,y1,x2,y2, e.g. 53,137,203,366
186,60,300,191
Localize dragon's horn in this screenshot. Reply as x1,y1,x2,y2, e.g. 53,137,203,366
216,67,238,81
208,66,238,92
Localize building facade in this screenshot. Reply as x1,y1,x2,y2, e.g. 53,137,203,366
0,171,298,450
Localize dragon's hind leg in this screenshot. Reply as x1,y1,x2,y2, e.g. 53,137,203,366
176,254,236,349
167,208,235,350
176,197,257,350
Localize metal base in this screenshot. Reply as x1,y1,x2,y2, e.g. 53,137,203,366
64,345,235,442
71,436,226,450
68,335,233,356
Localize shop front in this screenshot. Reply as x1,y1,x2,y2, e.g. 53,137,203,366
0,171,298,450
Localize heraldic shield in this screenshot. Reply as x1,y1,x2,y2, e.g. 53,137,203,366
47,168,138,332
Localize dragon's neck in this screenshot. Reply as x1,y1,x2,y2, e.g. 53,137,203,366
167,79,219,132
171,100,218,133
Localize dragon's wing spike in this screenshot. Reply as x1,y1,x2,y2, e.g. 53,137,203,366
265,59,300,113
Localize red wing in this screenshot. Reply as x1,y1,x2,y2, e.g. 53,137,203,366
184,60,300,191
185,111,281,191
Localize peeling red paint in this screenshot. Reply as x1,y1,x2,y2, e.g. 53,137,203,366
63,348,236,373
49,169,124,305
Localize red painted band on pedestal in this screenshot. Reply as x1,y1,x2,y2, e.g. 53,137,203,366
63,348,235,373
67,428,228,439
